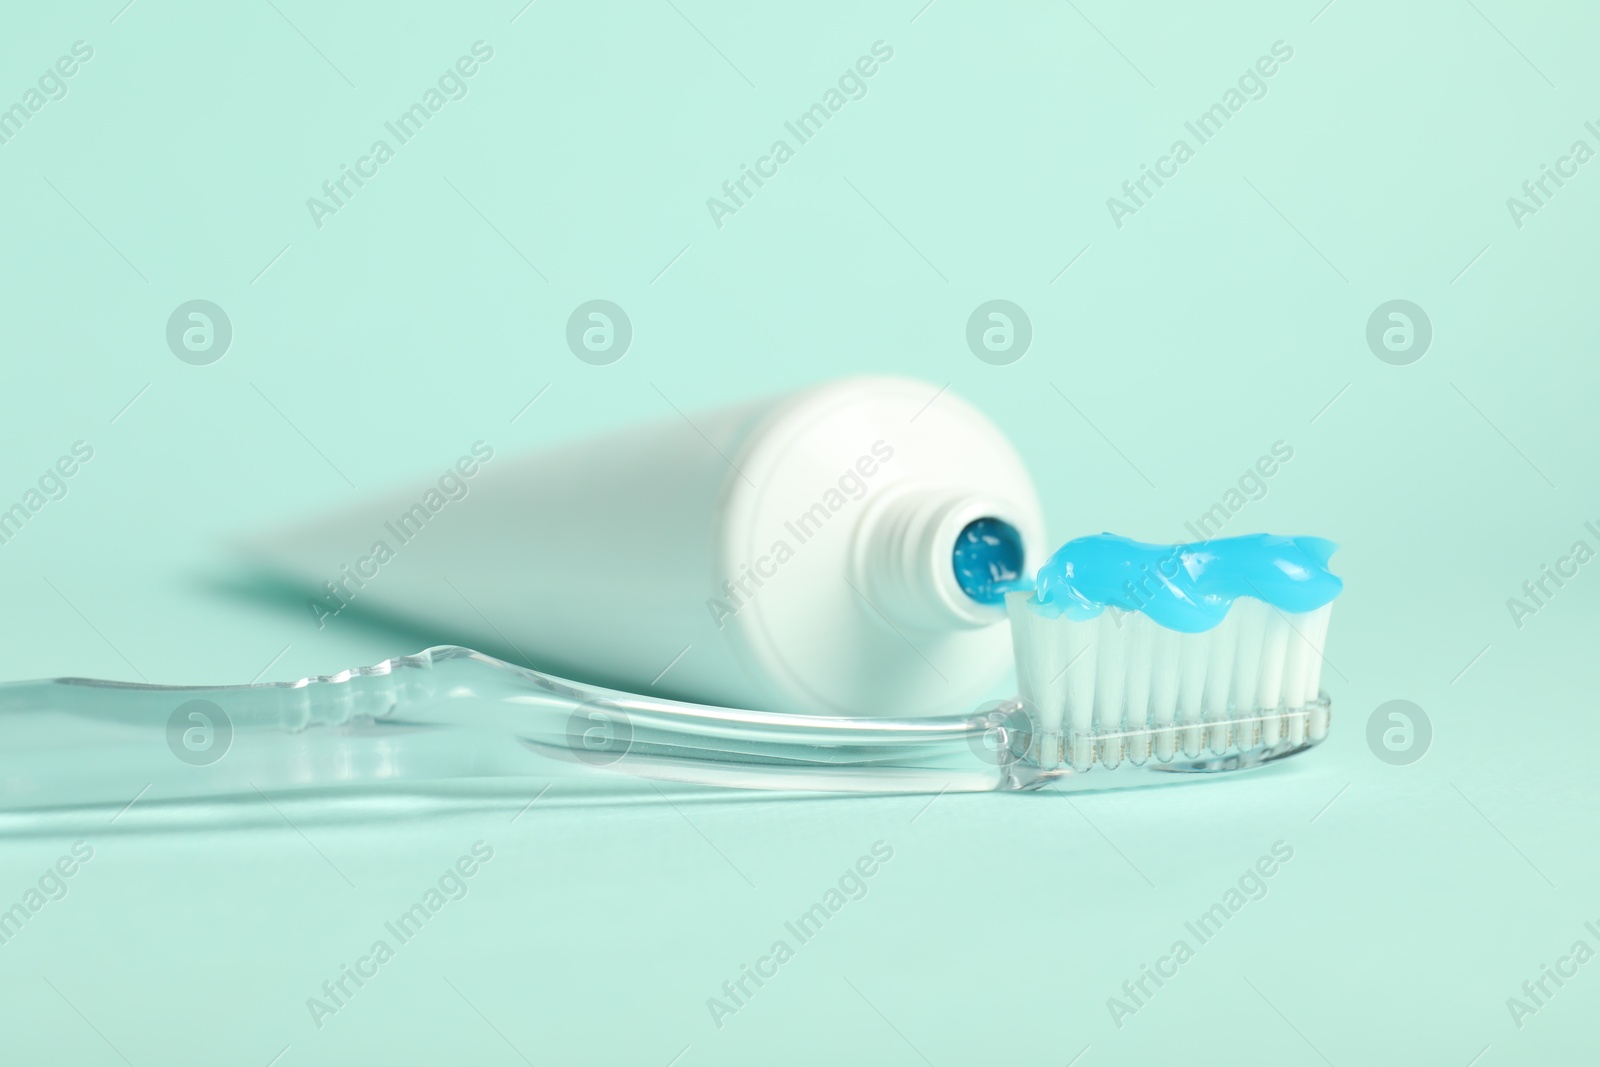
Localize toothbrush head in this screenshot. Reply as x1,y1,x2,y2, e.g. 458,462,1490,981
1004,533,1342,774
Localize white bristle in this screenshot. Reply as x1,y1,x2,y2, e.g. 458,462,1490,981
1280,624,1311,717
1122,616,1153,765
1305,601,1333,741
1202,615,1238,753
1177,630,1209,758
1148,623,1180,761
1229,599,1267,748
1063,619,1097,771
1298,604,1333,706
1256,610,1291,747
1005,592,1335,770
1094,613,1127,768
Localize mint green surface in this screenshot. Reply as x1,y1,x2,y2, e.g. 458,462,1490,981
2,1,1597,1063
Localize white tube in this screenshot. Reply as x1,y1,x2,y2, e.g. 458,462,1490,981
251,376,1045,717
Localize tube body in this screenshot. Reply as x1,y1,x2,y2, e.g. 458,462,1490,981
255,376,1045,716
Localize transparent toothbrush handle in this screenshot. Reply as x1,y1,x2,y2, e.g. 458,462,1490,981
0,646,1032,812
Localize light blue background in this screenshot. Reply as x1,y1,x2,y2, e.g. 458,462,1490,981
1,0,1597,1062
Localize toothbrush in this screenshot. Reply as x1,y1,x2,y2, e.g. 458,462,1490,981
1006,533,1342,773
0,533,1340,812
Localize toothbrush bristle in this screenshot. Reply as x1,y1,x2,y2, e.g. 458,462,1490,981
1005,593,1334,771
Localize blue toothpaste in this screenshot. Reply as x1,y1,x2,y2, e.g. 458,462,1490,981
1026,533,1343,633
952,517,1029,604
